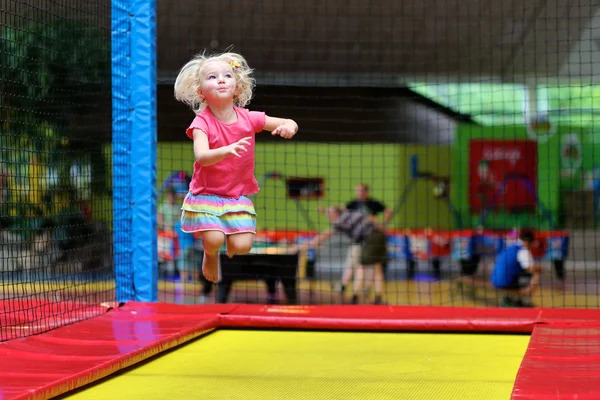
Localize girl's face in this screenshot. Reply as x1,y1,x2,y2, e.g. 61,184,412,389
197,60,237,105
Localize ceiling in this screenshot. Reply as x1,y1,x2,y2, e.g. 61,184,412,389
157,0,600,85
3,0,599,85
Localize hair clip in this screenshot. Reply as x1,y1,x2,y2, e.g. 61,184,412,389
230,60,241,70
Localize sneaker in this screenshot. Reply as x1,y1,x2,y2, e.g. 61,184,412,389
351,294,359,304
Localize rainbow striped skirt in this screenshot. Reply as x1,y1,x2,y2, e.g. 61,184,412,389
180,193,257,235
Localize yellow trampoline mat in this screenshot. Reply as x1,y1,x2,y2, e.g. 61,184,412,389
64,330,530,400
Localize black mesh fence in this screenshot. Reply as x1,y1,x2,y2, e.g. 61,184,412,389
156,1,600,309
0,0,115,341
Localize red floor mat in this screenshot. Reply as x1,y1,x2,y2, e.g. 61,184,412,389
2,303,600,400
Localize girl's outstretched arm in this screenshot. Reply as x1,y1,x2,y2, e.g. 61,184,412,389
264,115,298,139
192,129,252,166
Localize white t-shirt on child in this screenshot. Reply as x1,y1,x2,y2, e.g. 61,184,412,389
517,247,534,270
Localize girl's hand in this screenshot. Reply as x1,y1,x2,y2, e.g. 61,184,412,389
226,136,252,157
271,122,298,139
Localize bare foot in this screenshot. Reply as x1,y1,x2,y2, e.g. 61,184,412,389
202,253,220,283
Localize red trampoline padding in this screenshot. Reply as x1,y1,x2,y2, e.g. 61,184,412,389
0,303,230,400
3,303,600,400
513,324,600,399
532,308,600,324
220,304,538,333
0,300,111,341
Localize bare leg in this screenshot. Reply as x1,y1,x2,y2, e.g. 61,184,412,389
226,232,255,258
363,267,375,295
201,231,226,283
373,263,384,302
352,265,365,304
520,271,540,297
180,271,190,282
341,245,359,286
340,263,354,287
338,244,360,294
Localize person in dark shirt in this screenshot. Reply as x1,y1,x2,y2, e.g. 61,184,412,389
299,205,388,304
335,183,392,296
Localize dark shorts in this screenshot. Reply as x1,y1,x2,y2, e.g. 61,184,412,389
496,272,532,290
360,229,388,266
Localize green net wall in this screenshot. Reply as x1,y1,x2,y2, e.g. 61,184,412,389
155,1,600,309
0,0,115,340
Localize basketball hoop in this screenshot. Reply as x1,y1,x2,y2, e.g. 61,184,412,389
526,113,556,143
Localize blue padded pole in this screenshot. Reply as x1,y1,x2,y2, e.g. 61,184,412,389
112,0,158,302
112,0,134,302
130,0,158,301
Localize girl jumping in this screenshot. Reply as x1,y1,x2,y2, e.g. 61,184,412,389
174,51,298,282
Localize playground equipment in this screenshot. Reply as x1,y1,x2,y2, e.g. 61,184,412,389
392,155,462,228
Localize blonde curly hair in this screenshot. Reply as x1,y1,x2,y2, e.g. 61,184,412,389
174,51,255,114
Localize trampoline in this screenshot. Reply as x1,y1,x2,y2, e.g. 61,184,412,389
3,303,600,400
63,330,528,400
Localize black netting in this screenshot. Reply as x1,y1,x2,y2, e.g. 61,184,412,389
4,1,598,326
0,0,115,340
155,1,600,309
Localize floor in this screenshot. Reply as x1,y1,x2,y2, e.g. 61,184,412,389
157,269,597,308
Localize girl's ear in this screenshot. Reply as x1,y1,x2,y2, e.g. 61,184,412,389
197,88,204,100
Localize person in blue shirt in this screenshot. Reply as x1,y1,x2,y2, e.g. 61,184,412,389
490,228,542,306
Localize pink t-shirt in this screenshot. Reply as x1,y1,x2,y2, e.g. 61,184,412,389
186,107,266,198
